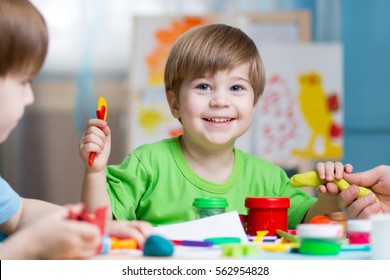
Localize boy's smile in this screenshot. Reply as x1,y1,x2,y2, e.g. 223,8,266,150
203,117,235,126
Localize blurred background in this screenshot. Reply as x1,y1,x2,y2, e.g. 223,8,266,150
0,0,389,205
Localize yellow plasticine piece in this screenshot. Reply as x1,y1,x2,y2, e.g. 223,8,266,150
253,231,269,242
260,243,298,253
97,96,108,121
290,171,377,200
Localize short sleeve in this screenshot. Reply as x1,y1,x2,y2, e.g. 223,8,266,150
106,154,150,220
0,176,21,225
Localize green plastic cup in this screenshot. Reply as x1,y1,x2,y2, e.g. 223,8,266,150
192,197,228,218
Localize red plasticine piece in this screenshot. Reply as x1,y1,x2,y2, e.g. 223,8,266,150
96,110,102,120
67,205,107,234
310,215,338,225
88,153,96,167
100,106,106,118
67,205,108,253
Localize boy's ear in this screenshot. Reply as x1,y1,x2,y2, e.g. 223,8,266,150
166,89,180,119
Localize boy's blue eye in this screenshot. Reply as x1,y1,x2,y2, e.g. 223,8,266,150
231,85,242,91
197,84,211,91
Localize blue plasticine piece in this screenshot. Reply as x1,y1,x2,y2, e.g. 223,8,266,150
143,235,174,257
100,234,110,254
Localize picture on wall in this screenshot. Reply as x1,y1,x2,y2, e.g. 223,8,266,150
250,44,343,168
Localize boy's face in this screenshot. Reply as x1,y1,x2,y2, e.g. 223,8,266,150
167,63,256,149
0,75,34,143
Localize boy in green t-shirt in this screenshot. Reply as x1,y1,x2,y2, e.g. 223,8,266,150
79,23,347,227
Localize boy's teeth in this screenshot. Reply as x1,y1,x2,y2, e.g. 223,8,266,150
207,118,230,122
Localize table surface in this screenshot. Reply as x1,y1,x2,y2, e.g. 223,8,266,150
94,245,371,260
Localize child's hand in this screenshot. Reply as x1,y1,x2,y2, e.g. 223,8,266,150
17,210,101,259
315,161,353,200
105,220,153,249
79,119,111,171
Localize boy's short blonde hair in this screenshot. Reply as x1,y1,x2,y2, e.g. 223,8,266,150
0,0,48,77
164,23,265,105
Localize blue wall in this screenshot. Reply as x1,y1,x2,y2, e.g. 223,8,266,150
342,0,390,171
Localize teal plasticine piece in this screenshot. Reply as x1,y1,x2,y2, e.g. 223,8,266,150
143,235,174,257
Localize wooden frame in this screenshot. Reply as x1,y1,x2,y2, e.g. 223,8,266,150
244,10,311,42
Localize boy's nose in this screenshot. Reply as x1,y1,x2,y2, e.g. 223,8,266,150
209,92,231,107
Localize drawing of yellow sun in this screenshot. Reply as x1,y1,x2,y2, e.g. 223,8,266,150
138,106,171,131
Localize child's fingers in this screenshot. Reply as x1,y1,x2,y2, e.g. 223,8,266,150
317,184,327,194
86,125,107,140
83,134,106,152
316,162,326,180
344,163,353,173
316,161,350,181
129,221,153,238
64,203,85,218
123,227,149,249
105,220,152,237
324,161,336,181
317,182,338,195
326,182,339,194
334,161,344,180
79,126,108,156
83,123,111,145
101,125,111,143
66,221,101,247
86,119,107,129
105,220,152,248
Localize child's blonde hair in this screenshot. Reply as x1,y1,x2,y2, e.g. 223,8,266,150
164,23,265,105
0,0,48,77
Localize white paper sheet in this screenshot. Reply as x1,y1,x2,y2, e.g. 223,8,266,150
152,211,248,242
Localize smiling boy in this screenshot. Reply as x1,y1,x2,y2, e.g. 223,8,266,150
79,24,342,227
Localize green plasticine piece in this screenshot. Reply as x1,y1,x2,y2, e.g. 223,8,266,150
222,244,243,257
242,244,259,256
222,244,259,257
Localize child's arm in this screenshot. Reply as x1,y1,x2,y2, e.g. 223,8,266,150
0,198,63,235
303,196,341,223
0,209,101,259
0,202,152,259
79,119,112,219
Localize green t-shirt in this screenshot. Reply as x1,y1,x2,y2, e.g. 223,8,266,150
107,137,316,228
